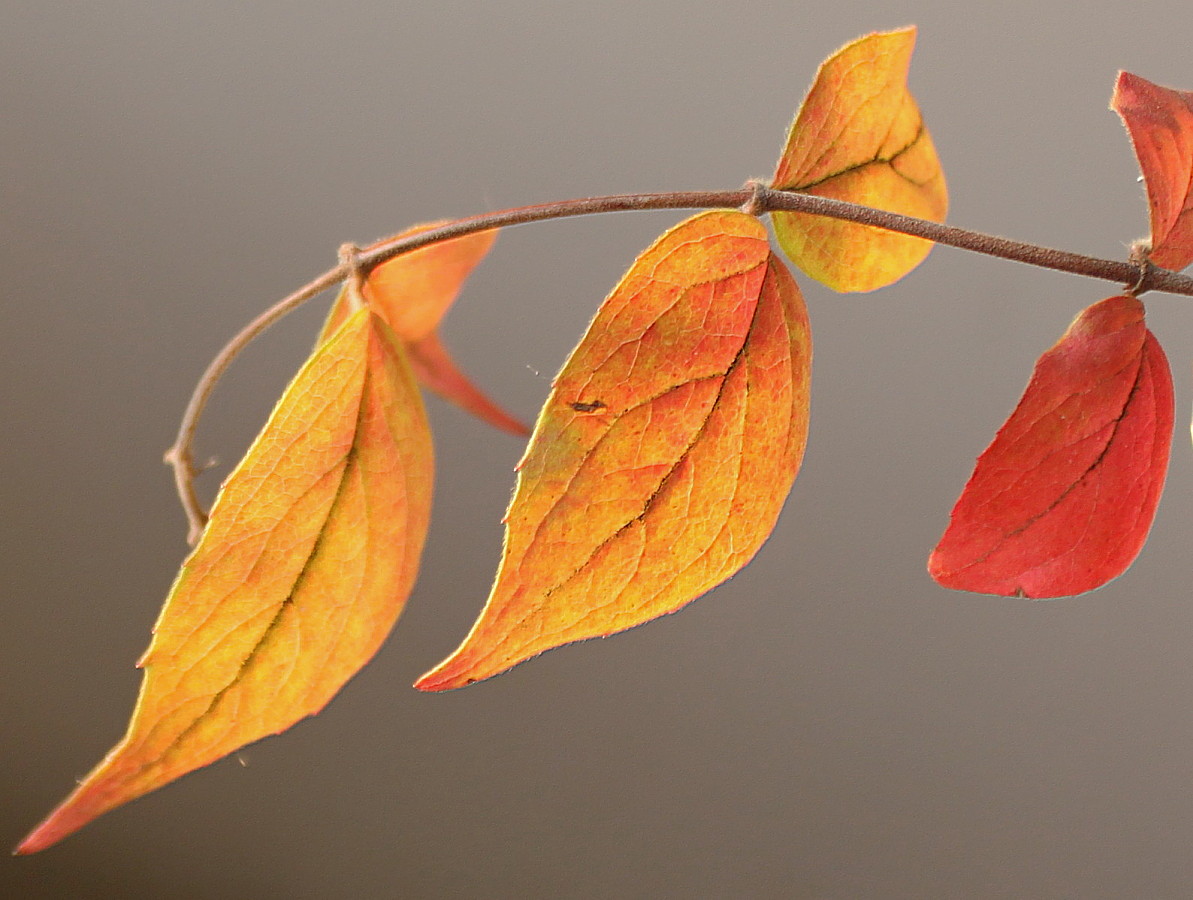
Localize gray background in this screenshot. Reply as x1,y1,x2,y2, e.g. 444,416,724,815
5,1,1193,897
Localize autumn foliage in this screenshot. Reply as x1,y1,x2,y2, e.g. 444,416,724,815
771,28,947,292
18,27,1193,853
19,309,434,854
1112,72,1193,272
319,224,526,436
927,69,1191,598
928,295,1172,597
416,211,811,690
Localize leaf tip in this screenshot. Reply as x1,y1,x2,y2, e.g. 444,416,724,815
411,663,469,693
1111,69,1138,104
14,803,87,856
13,830,50,857
405,332,529,435
414,640,521,692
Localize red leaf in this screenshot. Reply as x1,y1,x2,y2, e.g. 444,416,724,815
1113,71,1193,272
929,295,1173,598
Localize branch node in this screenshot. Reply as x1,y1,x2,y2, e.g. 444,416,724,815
163,444,208,545
339,243,367,312
164,263,348,539
739,180,769,217
1127,240,1157,296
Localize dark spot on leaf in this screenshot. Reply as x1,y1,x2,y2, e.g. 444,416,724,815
570,400,606,413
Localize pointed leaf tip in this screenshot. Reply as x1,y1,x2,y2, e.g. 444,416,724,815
929,295,1173,598
1112,71,1193,272
771,26,947,292
19,310,433,852
415,210,812,691
320,222,527,434
406,332,529,437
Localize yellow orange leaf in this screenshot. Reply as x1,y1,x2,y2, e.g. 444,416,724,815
771,27,947,292
415,210,811,691
321,222,527,435
18,309,433,853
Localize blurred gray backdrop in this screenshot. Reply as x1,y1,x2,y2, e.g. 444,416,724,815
5,2,1193,897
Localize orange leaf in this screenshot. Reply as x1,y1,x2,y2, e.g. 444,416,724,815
415,210,811,691
770,26,947,292
1112,71,1193,272
320,222,527,435
18,309,434,853
929,295,1173,598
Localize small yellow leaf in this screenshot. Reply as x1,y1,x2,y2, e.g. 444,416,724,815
771,27,947,292
415,211,811,691
18,309,433,853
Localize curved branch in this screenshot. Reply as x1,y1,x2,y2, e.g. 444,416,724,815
356,186,1193,295
163,264,349,544
165,186,1193,540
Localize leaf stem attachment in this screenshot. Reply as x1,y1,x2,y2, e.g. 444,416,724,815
339,243,367,313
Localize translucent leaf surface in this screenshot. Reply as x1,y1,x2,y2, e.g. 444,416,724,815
19,310,434,852
930,295,1172,598
416,211,811,690
771,27,947,292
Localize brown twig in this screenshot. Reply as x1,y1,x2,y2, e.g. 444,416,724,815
165,186,1193,541
163,263,349,544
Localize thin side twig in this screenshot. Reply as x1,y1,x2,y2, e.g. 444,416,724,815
163,263,349,544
